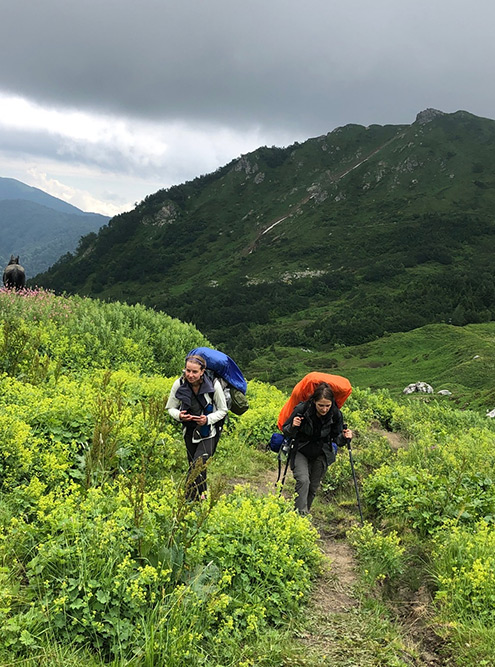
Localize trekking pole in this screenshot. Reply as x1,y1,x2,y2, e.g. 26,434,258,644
344,424,363,524
278,438,294,495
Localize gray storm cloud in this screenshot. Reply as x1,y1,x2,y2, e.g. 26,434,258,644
2,0,495,135
1,0,495,214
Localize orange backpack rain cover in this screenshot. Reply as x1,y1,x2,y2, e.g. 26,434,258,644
277,372,352,430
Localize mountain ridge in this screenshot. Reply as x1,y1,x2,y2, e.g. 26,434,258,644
33,109,495,374
0,177,100,216
0,177,109,276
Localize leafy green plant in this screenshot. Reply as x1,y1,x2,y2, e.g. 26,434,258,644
432,520,495,624
2,481,215,659
188,489,322,640
348,521,405,588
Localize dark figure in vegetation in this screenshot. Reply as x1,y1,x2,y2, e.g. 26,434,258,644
282,382,353,514
166,354,228,500
3,255,26,290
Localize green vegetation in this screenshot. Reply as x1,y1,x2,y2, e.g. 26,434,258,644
315,385,495,664
249,321,495,411
0,289,322,666
33,110,495,379
2,289,495,665
0,287,207,377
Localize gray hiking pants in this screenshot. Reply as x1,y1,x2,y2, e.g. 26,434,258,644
292,451,328,514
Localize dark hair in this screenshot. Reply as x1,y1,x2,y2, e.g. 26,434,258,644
185,354,207,369
309,382,334,403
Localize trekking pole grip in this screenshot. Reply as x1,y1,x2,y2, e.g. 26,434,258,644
343,422,352,448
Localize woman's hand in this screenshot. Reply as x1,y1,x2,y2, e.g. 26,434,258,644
179,410,194,422
180,412,207,426
342,428,353,440
292,415,304,427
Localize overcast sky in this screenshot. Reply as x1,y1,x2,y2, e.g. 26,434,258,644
0,0,493,216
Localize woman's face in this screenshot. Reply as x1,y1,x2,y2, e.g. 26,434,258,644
315,398,332,417
185,360,204,386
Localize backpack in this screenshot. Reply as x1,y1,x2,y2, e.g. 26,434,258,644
269,372,352,490
277,372,352,430
187,346,249,415
268,432,290,453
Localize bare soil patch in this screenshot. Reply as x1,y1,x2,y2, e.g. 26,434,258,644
370,421,409,450
311,535,358,616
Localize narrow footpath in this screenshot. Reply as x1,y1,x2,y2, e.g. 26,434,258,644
246,437,450,667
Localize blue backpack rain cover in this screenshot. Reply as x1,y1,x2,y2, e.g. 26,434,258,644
187,347,248,394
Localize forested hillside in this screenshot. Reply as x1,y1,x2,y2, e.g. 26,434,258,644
33,109,495,375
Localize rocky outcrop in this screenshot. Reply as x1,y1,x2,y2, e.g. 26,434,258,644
403,382,434,394
143,203,178,226
415,108,445,125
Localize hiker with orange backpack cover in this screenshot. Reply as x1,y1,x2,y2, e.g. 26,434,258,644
282,382,352,515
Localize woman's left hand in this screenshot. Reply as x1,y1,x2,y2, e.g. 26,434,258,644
342,428,353,439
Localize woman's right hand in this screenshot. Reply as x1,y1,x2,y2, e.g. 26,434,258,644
179,410,193,421
292,415,304,427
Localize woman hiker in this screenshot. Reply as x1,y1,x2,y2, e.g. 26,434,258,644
282,382,353,515
166,354,228,500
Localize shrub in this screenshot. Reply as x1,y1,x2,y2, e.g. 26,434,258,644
432,520,495,624
348,521,405,587
1,481,215,659
188,489,322,639
231,380,287,448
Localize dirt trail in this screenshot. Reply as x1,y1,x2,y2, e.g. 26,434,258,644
245,468,361,656
370,422,409,450
312,537,358,615
238,439,448,665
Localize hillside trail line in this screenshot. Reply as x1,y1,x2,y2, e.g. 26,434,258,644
245,129,406,256
238,466,361,655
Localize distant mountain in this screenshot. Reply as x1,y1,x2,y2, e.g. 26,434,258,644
0,177,93,215
0,178,109,277
34,109,495,374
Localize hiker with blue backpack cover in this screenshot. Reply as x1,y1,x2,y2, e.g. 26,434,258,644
282,382,353,515
166,354,228,500
186,346,249,415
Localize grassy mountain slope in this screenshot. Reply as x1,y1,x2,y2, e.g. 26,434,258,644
249,321,495,411
2,291,495,665
34,109,495,372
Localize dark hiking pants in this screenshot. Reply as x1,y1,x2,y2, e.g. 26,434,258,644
183,420,224,500
292,451,328,514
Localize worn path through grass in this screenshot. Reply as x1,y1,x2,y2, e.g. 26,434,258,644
227,437,452,667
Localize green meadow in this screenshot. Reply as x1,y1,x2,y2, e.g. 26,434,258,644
1,288,495,666
250,322,495,412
